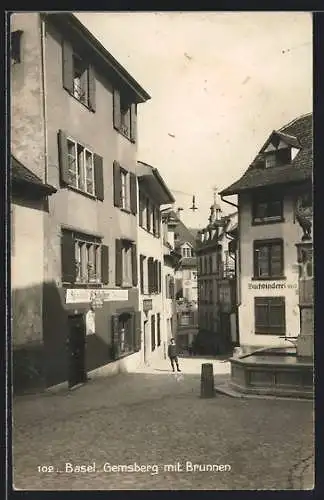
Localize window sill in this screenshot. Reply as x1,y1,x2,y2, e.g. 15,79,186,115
252,217,285,226
66,89,95,113
116,127,136,144
255,331,286,336
62,282,103,288
251,276,286,281
120,207,131,215
139,225,160,239
66,184,97,201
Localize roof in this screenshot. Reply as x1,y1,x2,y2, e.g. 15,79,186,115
220,113,312,196
137,161,175,205
188,228,201,242
45,13,151,104
11,156,57,195
172,213,199,249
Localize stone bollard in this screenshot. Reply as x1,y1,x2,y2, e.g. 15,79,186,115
200,363,215,398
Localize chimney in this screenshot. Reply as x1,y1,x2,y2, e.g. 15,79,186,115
176,207,184,219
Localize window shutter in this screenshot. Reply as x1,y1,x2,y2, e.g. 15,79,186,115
111,314,120,360
94,154,104,201
135,311,142,351
113,161,122,207
115,239,123,286
148,257,154,294
140,255,145,294
58,129,70,186
88,65,96,112
131,244,138,286
62,39,74,94
139,195,143,226
130,103,137,143
101,245,109,284
165,275,169,299
61,231,76,283
130,173,137,215
158,261,162,293
113,89,121,130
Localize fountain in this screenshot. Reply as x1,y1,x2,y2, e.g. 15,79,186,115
229,197,314,399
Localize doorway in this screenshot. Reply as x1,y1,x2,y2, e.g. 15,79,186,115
67,313,87,388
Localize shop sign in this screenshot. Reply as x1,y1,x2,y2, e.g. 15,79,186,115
66,288,128,304
247,282,297,291
143,299,153,312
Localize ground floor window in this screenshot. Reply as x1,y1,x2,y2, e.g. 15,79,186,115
151,314,156,351
111,311,141,359
254,296,286,335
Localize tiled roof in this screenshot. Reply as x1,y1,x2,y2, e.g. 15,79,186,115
11,156,56,194
172,212,199,248
220,113,312,196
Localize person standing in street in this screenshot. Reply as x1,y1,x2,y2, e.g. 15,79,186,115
168,338,181,372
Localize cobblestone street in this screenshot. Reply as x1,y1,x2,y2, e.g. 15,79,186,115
12,358,314,490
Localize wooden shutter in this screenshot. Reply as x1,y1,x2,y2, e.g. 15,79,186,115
94,154,104,201
131,244,138,287
115,239,123,286
130,103,137,143
101,245,109,285
61,230,76,283
158,261,162,293
151,314,156,351
111,314,120,360
113,161,122,207
58,129,70,186
130,172,137,215
113,89,121,130
134,311,142,351
88,65,96,112
165,275,169,299
62,39,74,93
157,313,161,346
148,257,154,294
140,255,145,294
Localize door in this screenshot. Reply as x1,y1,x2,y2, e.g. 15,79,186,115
67,313,86,388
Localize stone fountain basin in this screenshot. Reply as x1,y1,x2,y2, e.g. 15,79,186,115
230,348,314,399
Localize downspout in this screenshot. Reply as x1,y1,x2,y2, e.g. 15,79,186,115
40,16,48,184
220,194,238,209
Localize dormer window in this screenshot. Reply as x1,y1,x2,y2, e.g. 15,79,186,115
265,152,276,169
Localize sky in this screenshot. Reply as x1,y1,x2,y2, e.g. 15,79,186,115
76,11,312,229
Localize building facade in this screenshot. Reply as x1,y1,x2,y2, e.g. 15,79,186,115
220,113,313,352
137,161,175,365
195,199,238,355
11,12,150,391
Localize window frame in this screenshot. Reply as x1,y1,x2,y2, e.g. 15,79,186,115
66,137,95,196
254,296,286,335
72,53,90,106
121,241,133,287
252,193,284,225
120,168,130,211
253,239,284,280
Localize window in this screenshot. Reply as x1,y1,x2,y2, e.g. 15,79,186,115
62,40,95,111
115,239,137,287
151,314,156,351
113,89,137,142
146,198,152,232
111,311,141,359
147,258,161,294
157,313,161,347
113,162,137,214
139,192,146,228
61,230,109,285
73,54,89,105
166,275,175,299
11,30,23,64
66,139,95,195
265,152,276,169
254,239,284,279
58,131,103,200
252,194,283,224
120,169,130,211
255,297,286,335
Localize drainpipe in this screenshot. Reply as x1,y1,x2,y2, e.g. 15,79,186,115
220,194,238,209
40,15,48,184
